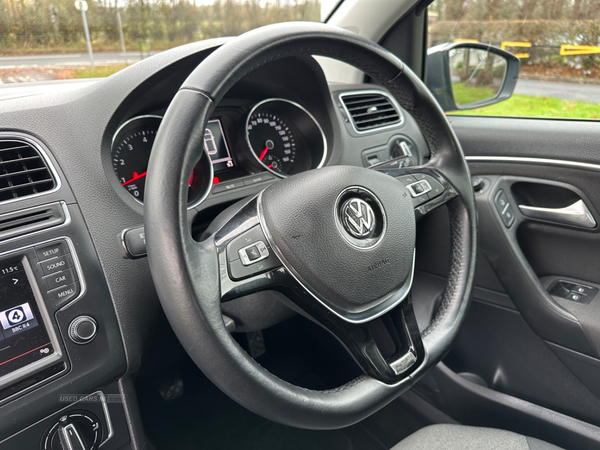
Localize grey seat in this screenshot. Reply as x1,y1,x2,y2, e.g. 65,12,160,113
391,424,563,450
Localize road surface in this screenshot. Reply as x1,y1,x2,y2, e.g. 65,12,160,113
1,52,600,105
0,51,157,70
514,79,600,103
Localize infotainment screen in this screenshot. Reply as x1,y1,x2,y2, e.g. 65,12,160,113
0,259,54,379
204,119,234,172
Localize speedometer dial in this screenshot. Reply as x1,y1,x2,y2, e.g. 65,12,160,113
245,99,327,177
247,112,296,175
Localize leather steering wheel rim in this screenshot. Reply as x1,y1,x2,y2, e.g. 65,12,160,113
145,22,477,430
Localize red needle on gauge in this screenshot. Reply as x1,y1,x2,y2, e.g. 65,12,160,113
259,146,270,161
122,171,146,186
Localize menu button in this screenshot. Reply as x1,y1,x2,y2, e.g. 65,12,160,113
50,282,80,308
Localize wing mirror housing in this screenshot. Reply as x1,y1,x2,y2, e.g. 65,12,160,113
426,42,520,112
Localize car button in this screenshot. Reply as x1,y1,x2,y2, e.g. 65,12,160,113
44,268,77,291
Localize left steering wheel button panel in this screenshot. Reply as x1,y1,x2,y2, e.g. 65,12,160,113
229,253,281,281
226,226,282,280
238,241,269,266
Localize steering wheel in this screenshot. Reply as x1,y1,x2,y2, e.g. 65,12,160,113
145,22,477,430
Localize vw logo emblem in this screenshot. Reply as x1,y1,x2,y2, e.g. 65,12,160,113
341,198,376,238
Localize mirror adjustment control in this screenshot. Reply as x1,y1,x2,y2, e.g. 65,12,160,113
494,190,515,227
69,316,98,344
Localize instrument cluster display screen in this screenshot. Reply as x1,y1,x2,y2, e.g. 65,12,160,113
204,119,234,172
0,259,54,379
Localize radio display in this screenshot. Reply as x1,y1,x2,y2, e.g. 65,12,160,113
204,119,234,172
0,259,54,379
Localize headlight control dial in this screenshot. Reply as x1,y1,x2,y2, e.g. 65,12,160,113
41,411,101,450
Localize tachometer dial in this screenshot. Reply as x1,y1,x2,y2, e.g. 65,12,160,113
111,115,213,207
112,116,161,201
245,99,327,177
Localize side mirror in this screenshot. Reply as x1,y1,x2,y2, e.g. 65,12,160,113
426,42,520,112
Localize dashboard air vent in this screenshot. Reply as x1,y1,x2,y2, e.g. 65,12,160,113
0,202,66,242
0,139,56,203
340,92,402,132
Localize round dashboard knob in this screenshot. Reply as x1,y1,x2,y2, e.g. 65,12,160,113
69,316,98,344
42,411,102,450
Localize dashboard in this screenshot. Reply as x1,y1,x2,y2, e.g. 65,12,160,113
0,39,431,449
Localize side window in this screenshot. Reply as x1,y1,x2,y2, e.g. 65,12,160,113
428,0,600,119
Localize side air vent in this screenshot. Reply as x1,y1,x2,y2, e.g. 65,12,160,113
340,91,403,132
0,138,56,203
0,202,66,242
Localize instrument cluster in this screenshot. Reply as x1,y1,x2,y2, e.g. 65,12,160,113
111,98,327,206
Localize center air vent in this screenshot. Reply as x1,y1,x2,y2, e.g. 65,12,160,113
340,91,403,132
0,138,56,203
0,202,66,242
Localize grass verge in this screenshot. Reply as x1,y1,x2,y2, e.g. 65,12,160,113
450,93,600,119
72,65,128,78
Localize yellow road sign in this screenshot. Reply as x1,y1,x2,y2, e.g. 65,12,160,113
501,41,531,59
560,45,600,56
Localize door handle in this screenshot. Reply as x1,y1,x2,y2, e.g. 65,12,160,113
518,199,596,228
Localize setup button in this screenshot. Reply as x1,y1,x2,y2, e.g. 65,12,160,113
35,242,67,261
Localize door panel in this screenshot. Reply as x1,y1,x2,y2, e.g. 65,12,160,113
412,116,600,448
